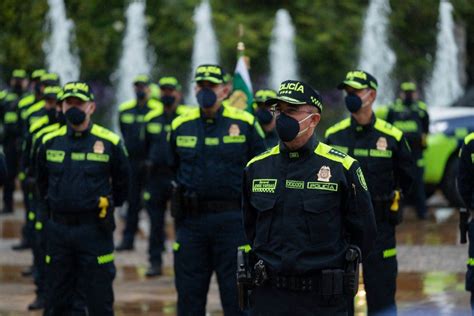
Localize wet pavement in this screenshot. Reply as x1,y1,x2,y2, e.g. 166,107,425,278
0,192,471,315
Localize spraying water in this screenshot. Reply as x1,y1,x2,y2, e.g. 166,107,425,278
186,0,219,104
358,0,396,106
269,9,299,90
112,0,153,129
43,0,81,84
425,1,464,107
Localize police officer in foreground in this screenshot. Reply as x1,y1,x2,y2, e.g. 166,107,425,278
116,74,162,251
141,76,188,277
242,80,376,315
36,82,129,315
253,89,279,148
325,71,414,315
169,64,266,315
457,132,474,312
378,82,429,219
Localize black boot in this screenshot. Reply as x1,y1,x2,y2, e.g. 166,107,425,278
145,264,162,277
115,240,134,251
28,295,45,310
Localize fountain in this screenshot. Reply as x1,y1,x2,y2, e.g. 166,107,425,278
186,0,220,104
112,0,153,130
268,9,299,90
358,0,396,106
425,1,464,107
43,0,81,84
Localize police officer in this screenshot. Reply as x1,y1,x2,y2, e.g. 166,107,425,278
242,79,376,315
325,70,415,315
116,74,162,251
36,81,129,315
13,73,60,253
142,76,188,277
17,69,47,130
253,89,279,148
457,132,474,312
0,69,29,215
25,87,64,310
378,82,429,219
169,64,266,315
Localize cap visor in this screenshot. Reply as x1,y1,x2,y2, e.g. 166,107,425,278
337,80,367,90
265,96,306,106
160,84,177,89
61,93,90,102
194,76,223,84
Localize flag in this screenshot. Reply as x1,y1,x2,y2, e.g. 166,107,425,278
230,55,254,113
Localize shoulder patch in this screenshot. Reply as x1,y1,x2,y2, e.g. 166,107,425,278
144,106,164,122
465,133,474,145
325,118,351,138
148,99,164,110
222,106,254,125
18,94,35,108
118,100,137,112
23,100,45,119
29,115,49,134
171,108,200,130
314,142,355,170
91,124,121,145
374,118,403,142
42,125,67,144
247,145,280,167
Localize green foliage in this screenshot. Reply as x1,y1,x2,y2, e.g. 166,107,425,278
0,0,473,94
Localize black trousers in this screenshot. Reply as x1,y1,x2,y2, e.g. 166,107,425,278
44,220,115,316
358,221,397,316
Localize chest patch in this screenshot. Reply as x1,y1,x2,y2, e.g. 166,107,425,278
229,124,240,136
252,179,277,193
376,137,388,151
317,166,332,182
93,140,105,154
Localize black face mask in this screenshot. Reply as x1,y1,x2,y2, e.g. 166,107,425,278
403,93,413,105
57,111,66,125
46,107,56,121
161,95,176,107
13,83,23,95
136,91,146,100
276,112,313,142
196,88,217,108
255,108,273,125
65,107,86,125
345,93,363,113
34,83,42,95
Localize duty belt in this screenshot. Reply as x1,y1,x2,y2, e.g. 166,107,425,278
51,212,98,226
199,200,240,213
268,273,321,292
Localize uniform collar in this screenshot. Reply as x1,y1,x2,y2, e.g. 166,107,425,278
280,133,318,159
350,113,376,133
67,122,92,138
200,105,223,124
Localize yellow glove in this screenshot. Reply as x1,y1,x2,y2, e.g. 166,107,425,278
98,196,109,219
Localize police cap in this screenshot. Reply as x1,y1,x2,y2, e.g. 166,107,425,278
194,64,225,84
265,80,323,112
400,82,416,92
60,81,94,102
338,70,378,91
159,76,181,90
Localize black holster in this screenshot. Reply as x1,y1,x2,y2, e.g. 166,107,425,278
171,181,185,220
237,249,255,310
343,245,361,297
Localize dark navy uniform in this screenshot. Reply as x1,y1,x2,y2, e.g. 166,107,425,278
379,90,429,219
457,133,474,311
170,104,266,315
117,96,161,248
37,122,129,315
325,115,414,315
142,104,188,271
0,88,24,214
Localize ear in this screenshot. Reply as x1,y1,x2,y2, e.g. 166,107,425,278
88,102,96,115
310,113,321,127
